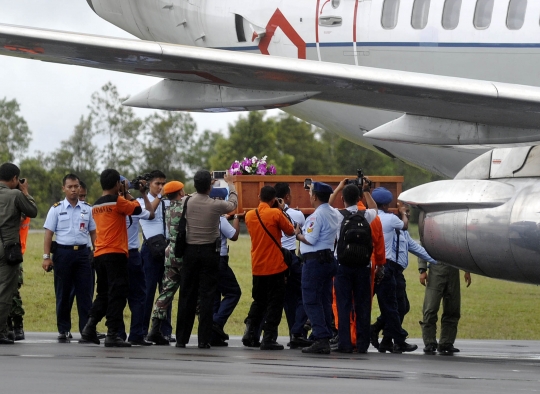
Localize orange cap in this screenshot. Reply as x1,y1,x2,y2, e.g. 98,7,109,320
163,181,184,195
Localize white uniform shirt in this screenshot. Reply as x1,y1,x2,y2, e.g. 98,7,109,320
281,205,305,251
219,216,237,256
137,194,170,239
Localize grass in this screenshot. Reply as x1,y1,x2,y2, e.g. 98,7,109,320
20,229,540,339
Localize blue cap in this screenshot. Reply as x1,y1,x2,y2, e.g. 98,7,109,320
119,175,132,189
372,187,393,205
312,182,333,194
209,187,228,199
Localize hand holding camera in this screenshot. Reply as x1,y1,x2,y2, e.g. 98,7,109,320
18,177,29,195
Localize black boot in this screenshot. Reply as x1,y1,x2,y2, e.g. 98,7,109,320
378,336,394,353
81,316,101,345
105,331,132,348
147,318,170,345
289,334,313,349
241,319,261,347
260,331,284,350
301,338,331,354
12,316,24,341
6,318,14,341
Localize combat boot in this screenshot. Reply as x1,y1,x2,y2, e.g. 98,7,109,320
378,336,394,353
289,334,313,349
260,331,284,350
301,338,331,354
6,319,14,341
0,333,14,345
12,316,24,341
241,319,260,347
81,316,101,345
105,332,132,348
147,318,170,345
393,341,418,353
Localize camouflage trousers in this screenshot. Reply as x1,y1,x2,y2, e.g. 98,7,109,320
9,265,24,322
152,264,181,321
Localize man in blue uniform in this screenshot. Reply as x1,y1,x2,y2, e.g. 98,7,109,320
370,187,417,353
43,174,96,343
118,176,155,346
295,181,340,354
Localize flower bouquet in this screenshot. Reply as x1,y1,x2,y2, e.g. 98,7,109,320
229,156,277,175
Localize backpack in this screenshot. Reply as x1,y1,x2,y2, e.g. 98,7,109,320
336,209,373,267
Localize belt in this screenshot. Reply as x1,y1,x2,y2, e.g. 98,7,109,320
302,249,332,260
57,244,87,251
387,259,404,272
128,248,139,252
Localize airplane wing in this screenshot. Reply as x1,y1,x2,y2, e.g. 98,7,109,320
2,23,540,131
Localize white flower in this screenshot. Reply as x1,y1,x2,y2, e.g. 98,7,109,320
245,166,252,173
262,155,267,161
252,156,258,162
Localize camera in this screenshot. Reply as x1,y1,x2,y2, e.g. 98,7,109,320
212,171,226,179
304,178,312,190
19,178,26,184
130,173,151,191
346,169,372,189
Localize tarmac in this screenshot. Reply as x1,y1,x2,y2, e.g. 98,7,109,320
1,333,539,393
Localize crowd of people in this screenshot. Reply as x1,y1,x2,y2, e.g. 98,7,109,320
0,162,471,354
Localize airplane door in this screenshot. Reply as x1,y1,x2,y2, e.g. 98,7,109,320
316,0,358,65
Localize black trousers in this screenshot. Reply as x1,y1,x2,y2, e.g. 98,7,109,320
246,271,286,338
176,243,220,345
89,253,129,333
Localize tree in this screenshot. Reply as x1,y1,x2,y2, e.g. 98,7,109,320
89,82,144,175
141,111,201,181
209,111,294,174
0,98,32,163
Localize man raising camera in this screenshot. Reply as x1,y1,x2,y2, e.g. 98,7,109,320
0,163,37,345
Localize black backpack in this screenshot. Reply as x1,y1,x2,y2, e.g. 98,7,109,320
336,209,373,267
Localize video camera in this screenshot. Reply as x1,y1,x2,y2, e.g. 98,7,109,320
130,173,152,191
346,169,372,189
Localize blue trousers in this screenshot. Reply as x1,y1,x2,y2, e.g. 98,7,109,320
118,249,147,342
141,244,172,337
213,256,241,328
335,264,371,352
53,247,93,334
374,261,406,344
301,256,336,340
375,260,409,339
284,253,308,336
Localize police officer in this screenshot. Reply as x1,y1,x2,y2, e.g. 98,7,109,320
43,174,96,343
295,181,340,354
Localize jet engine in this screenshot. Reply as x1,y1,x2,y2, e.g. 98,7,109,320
399,145,540,285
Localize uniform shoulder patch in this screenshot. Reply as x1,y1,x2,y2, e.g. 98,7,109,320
53,201,62,207
83,201,92,207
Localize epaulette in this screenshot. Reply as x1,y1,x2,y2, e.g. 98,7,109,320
53,201,62,207
82,201,92,207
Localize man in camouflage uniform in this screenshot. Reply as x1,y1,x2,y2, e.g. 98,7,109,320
7,215,30,341
147,181,185,345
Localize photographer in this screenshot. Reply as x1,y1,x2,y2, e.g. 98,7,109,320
117,176,155,346
43,174,96,343
175,170,238,348
0,163,37,345
81,169,146,347
136,170,174,341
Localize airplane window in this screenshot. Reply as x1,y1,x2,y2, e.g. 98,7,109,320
441,0,462,30
332,0,340,9
381,0,400,29
507,0,527,30
411,0,431,29
474,0,495,29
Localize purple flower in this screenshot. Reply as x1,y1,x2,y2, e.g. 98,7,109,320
241,158,252,169
267,164,277,175
256,162,267,175
229,161,241,175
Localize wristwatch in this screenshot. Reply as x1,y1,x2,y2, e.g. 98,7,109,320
418,268,427,274
43,254,51,260
233,214,239,219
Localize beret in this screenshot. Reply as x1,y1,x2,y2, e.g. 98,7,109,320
209,187,228,199
119,175,132,189
312,181,333,194
163,181,184,195
372,187,393,205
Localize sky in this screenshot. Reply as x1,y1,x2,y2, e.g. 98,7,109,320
0,1,278,158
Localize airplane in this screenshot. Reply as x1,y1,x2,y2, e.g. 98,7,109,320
0,0,539,284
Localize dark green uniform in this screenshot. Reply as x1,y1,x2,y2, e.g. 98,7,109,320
152,199,183,320
418,259,461,348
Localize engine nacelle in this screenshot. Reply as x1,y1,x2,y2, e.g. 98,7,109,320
400,146,540,284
